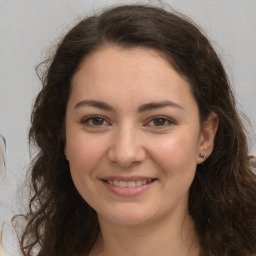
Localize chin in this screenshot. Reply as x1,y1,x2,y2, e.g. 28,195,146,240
98,207,158,227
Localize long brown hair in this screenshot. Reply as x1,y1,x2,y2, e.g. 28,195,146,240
18,5,256,256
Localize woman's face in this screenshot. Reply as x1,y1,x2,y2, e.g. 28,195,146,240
65,45,217,226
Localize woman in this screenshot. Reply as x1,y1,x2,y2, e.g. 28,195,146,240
18,4,256,256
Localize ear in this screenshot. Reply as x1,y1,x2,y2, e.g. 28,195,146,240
64,144,69,161
197,112,219,164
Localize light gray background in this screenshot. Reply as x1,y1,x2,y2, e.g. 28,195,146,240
1,0,256,255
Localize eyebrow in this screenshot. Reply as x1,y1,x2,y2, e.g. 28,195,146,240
74,99,184,112
74,100,115,111
137,100,184,112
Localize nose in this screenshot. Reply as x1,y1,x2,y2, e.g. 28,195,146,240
107,124,146,168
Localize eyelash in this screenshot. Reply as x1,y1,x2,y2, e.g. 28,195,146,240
145,116,174,128
81,115,175,128
81,115,111,127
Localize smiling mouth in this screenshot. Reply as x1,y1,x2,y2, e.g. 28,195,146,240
103,179,156,188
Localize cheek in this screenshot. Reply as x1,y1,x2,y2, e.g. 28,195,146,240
67,136,109,205
149,131,200,176
67,135,107,179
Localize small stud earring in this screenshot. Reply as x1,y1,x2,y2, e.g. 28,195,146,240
199,153,206,159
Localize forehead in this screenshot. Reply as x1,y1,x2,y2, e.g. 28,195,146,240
70,45,196,110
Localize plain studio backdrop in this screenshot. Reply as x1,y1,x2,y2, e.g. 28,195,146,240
0,0,255,255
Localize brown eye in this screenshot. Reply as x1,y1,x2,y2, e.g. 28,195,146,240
92,117,104,125
146,116,173,128
153,118,167,126
82,116,110,127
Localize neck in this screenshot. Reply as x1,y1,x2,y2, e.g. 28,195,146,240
90,211,200,256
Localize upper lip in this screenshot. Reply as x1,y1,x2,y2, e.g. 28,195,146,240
100,176,157,182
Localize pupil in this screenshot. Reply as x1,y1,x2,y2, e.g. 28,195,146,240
154,118,165,126
93,118,103,125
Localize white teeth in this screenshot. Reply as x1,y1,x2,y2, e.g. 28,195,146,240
107,179,152,187
135,180,142,186
127,181,136,187
119,181,127,188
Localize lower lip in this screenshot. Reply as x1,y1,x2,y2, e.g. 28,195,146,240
102,180,156,197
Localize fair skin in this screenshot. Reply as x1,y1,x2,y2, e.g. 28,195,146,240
65,45,218,256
